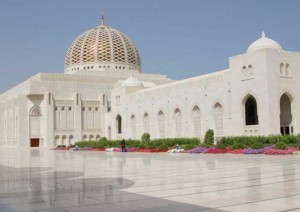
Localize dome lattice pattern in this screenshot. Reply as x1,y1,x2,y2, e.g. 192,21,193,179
65,25,141,73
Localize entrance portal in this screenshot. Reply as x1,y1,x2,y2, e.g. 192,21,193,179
280,93,293,135
30,138,40,147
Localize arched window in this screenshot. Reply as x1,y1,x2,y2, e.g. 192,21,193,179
62,135,67,146
192,106,201,138
158,111,164,138
54,135,60,147
285,64,290,76
82,135,87,141
174,108,182,137
131,115,136,139
69,135,74,145
30,106,42,116
143,113,149,133
248,65,253,76
280,93,293,135
280,63,284,75
89,135,94,140
244,95,258,125
96,135,100,140
116,114,122,134
213,103,223,135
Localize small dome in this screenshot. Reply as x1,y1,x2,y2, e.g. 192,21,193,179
247,32,282,53
122,76,144,87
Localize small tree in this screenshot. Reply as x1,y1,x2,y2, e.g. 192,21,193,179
141,133,150,142
204,129,214,147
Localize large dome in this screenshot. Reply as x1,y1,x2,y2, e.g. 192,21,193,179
65,16,141,73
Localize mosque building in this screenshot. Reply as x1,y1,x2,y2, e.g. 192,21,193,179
0,16,299,147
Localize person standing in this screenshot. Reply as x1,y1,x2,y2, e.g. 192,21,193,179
121,139,126,152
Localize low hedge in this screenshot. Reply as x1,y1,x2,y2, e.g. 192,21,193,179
75,137,201,149
74,135,299,150
219,135,300,149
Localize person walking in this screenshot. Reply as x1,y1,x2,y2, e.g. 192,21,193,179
121,139,126,152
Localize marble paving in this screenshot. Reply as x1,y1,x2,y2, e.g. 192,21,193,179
0,148,299,212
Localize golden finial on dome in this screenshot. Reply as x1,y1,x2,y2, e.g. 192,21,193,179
100,11,105,26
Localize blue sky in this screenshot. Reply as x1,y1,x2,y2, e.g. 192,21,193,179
0,0,299,92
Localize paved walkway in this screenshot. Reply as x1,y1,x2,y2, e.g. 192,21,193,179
0,148,299,211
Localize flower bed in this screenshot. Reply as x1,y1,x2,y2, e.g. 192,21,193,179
187,147,207,154
184,145,299,155
206,148,227,154
264,147,298,155
111,148,167,153
226,148,244,154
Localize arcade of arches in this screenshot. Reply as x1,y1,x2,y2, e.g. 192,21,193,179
113,93,294,140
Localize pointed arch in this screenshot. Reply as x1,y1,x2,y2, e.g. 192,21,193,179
280,92,293,135
116,114,122,134
213,102,223,136
143,112,149,133
30,106,42,116
69,135,74,145
54,135,60,147
158,110,165,138
174,108,182,137
62,135,67,146
192,105,201,138
285,63,290,76
243,94,258,125
280,63,284,75
130,114,136,139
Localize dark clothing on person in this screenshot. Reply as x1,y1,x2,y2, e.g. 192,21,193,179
121,139,126,152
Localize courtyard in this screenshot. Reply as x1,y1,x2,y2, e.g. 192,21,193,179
0,149,299,211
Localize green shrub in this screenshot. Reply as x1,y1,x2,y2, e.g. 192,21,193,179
276,141,288,150
215,142,226,149
182,143,196,150
141,133,150,142
251,142,264,150
158,144,168,151
138,143,146,148
231,143,244,150
100,137,108,142
57,145,62,148
146,142,156,149
204,129,214,147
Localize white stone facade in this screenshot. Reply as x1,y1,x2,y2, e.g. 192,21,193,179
0,21,299,148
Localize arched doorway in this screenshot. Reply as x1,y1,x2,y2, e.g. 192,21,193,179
30,106,42,147
116,115,122,134
280,93,293,135
244,95,258,125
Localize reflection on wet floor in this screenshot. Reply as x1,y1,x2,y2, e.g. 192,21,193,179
0,148,299,211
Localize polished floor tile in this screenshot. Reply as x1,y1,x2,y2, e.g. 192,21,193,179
0,148,299,211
